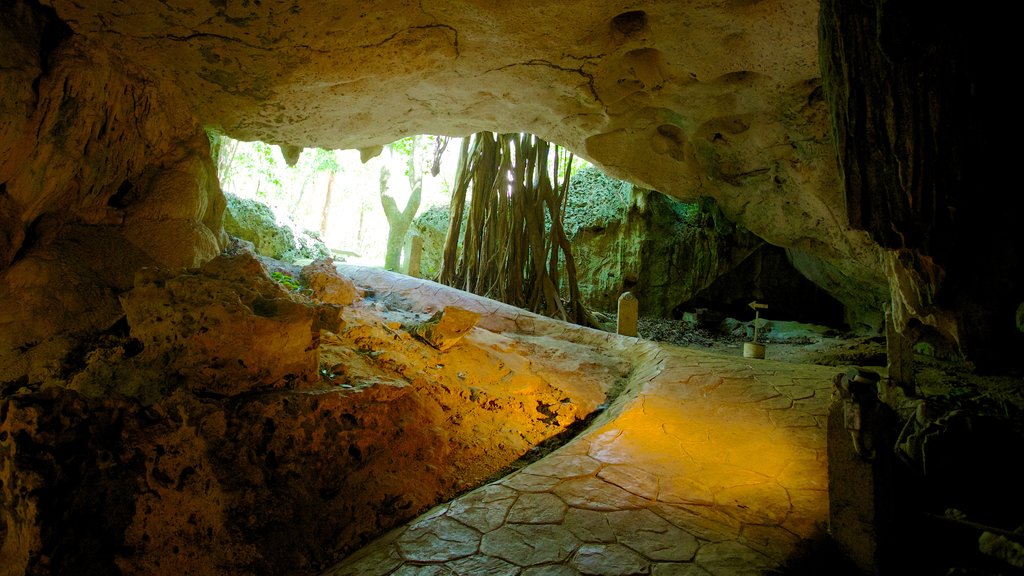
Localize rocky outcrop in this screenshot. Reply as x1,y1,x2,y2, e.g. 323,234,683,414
223,192,330,262
3,0,1007,367
565,168,763,318
0,3,225,383
410,205,451,279
300,258,360,307
819,0,1016,367
686,244,848,329
0,247,629,575
411,306,480,351
16,0,887,324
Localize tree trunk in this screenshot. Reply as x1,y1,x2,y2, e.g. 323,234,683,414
379,157,422,271
438,131,588,325
320,170,336,237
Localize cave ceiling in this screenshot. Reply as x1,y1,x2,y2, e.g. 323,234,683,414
33,0,888,326
43,2,846,233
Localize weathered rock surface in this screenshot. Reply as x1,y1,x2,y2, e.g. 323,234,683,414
300,258,360,307
2,0,1009,369
412,306,481,351
0,3,225,382
1,250,634,575
122,247,324,396
223,192,330,262
5,0,883,328
563,168,756,318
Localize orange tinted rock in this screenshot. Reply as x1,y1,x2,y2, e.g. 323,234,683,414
122,248,321,395
301,258,360,307
412,306,481,352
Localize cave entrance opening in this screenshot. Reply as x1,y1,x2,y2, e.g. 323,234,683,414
204,129,593,309
208,131,461,268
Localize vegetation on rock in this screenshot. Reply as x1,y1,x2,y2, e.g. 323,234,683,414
222,192,330,262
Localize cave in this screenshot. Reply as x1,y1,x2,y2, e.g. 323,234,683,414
1,1,1020,575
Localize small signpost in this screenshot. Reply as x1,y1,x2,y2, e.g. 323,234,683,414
744,301,768,359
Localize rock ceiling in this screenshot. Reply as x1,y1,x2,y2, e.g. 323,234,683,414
39,0,888,325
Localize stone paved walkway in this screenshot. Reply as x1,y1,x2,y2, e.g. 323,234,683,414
323,267,840,576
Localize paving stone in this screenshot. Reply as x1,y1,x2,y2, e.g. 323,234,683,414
739,524,800,561
521,565,581,575
607,508,699,561
773,426,826,452
759,395,794,410
715,379,779,404
397,516,481,563
316,298,833,576
508,492,568,524
665,461,770,495
656,473,715,506
649,503,740,543
446,554,521,576
502,472,562,493
781,488,828,539
554,437,593,456
777,457,827,490
570,543,649,576
793,396,827,414
774,385,815,401
447,484,518,532
714,481,792,525
564,508,617,543
768,408,818,428
554,476,650,511
480,524,580,566
393,564,457,576
527,452,602,478
597,464,659,500
650,563,713,576
589,429,690,475
693,541,775,576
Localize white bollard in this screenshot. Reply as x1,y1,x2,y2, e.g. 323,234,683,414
617,291,639,337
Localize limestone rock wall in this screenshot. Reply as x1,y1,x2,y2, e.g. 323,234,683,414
1,0,1006,367
1,248,628,575
820,0,1019,367
222,192,330,262
564,169,764,318
31,0,887,315
0,1,225,383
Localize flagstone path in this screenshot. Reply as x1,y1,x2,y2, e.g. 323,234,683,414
322,267,842,576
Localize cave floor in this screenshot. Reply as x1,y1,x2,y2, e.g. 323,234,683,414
321,267,843,576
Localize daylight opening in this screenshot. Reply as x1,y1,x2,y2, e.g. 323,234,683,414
209,130,848,344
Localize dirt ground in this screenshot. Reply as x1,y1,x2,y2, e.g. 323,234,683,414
634,316,888,368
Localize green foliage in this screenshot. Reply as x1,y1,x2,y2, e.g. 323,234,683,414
564,166,631,237
387,136,417,157
387,135,435,178
270,271,309,293
557,149,591,179
311,148,340,172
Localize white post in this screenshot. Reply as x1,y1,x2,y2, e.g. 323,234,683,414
617,292,638,337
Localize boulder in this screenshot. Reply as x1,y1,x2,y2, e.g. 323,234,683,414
222,192,329,262
122,247,322,396
300,258,360,307
412,307,481,351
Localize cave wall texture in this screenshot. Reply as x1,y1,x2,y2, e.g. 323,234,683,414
0,0,1016,372
0,0,1019,573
